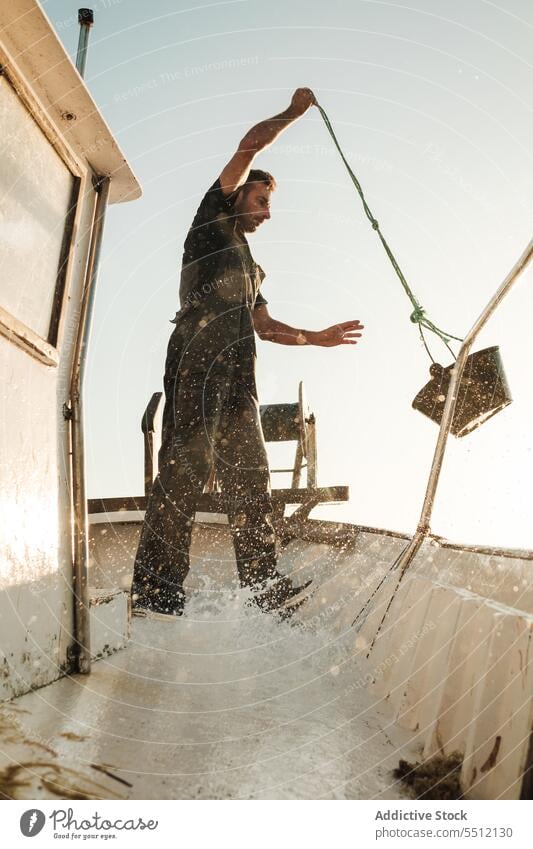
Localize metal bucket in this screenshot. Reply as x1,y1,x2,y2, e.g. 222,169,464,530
412,346,512,437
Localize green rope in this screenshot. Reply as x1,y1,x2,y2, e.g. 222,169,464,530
316,104,463,361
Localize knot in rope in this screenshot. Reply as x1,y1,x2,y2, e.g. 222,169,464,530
410,307,425,324
371,219,379,230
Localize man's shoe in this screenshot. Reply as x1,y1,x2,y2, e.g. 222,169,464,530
276,580,314,620
131,589,185,620
253,578,313,617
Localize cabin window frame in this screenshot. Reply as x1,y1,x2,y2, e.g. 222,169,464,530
0,63,83,366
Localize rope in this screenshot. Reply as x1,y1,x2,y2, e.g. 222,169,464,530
316,104,463,361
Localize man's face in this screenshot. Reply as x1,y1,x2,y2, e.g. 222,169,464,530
234,183,272,233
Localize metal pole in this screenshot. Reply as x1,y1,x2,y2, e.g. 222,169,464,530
76,9,94,79
418,239,533,532
70,175,110,674
365,239,533,652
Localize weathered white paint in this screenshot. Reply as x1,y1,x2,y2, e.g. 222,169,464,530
0,0,141,204
351,544,532,800
460,610,533,799
89,589,130,661
0,1,139,700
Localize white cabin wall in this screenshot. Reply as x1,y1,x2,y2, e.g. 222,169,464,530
0,172,96,700
0,0,140,703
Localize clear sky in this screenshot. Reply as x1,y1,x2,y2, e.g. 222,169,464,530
44,0,533,548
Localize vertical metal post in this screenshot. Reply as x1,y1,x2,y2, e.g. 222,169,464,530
70,175,110,674
417,239,533,532
76,9,94,79
307,415,317,488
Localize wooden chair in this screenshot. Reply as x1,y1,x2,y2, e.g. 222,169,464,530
259,380,317,490
91,382,348,534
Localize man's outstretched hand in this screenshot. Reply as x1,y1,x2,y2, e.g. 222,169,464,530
312,320,364,347
288,87,317,117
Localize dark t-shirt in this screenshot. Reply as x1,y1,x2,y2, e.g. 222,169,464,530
169,179,268,380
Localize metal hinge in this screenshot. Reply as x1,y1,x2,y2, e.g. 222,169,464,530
92,173,110,192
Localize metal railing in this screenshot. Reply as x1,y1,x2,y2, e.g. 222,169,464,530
365,239,533,651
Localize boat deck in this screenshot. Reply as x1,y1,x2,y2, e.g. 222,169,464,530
0,522,420,800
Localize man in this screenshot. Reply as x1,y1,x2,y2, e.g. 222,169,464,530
131,88,364,620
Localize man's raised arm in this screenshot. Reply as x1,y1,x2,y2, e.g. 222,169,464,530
218,88,317,196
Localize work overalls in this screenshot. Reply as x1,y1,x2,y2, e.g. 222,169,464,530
131,191,284,611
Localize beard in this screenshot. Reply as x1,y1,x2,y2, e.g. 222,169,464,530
239,216,260,233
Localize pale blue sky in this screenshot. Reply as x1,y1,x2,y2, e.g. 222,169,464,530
45,0,533,546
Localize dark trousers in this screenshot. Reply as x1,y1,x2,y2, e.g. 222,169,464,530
131,370,281,606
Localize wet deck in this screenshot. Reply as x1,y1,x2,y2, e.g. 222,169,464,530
0,522,420,799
